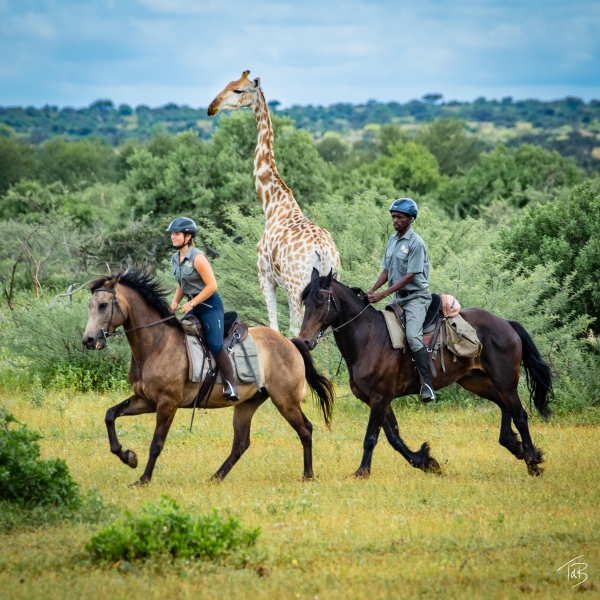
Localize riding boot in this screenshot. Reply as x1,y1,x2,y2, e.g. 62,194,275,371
215,348,239,401
412,348,435,402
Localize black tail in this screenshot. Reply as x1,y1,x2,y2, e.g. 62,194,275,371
291,338,335,428
508,321,553,420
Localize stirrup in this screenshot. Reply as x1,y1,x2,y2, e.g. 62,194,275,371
222,380,239,402
419,383,435,403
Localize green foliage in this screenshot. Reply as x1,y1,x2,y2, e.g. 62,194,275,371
86,495,260,563
498,181,600,324
0,407,81,506
442,143,583,216
415,118,481,176
0,137,36,195
1,299,130,391
36,137,118,188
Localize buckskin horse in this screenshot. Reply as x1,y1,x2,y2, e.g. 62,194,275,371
297,269,552,478
82,270,334,484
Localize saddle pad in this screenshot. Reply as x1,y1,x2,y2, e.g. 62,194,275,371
186,335,206,383
185,333,263,387
382,310,405,349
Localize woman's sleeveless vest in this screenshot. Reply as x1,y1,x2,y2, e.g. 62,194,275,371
171,247,206,296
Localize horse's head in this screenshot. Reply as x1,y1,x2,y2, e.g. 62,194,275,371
298,268,340,350
82,274,128,350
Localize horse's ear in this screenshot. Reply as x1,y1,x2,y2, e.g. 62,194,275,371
105,273,121,289
324,268,333,287
311,267,320,282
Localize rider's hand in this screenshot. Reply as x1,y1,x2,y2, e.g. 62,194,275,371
367,291,386,304
170,301,179,312
181,302,193,314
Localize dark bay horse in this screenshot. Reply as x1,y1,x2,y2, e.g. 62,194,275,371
82,270,334,484
297,270,553,478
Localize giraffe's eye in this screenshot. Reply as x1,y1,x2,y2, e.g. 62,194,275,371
233,89,243,94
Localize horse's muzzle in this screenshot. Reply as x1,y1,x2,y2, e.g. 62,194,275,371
82,332,106,350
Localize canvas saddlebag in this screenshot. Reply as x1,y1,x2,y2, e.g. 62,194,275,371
444,314,482,358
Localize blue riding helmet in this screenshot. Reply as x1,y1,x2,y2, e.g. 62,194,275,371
389,198,418,219
166,217,197,235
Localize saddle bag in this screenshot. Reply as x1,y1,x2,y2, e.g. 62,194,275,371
445,314,482,358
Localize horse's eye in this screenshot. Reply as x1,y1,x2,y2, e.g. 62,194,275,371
99,302,108,309
233,89,243,94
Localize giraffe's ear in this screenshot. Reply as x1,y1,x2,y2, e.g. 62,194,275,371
311,267,320,282
253,77,261,89
324,269,333,287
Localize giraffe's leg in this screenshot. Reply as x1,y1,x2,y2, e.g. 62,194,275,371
258,268,279,332
286,285,304,337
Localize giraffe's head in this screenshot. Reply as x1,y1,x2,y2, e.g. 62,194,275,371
207,70,261,116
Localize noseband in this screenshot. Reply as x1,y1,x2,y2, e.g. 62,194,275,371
93,287,176,340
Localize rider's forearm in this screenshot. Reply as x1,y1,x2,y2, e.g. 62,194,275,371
190,282,217,306
379,273,416,298
173,286,183,306
369,271,389,293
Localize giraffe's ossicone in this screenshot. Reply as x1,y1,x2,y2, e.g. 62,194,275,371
208,71,341,336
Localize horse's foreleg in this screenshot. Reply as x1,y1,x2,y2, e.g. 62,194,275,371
105,395,156,469
211,393,268,482
354,396,390,478
138,402,177,484
382,407,441,474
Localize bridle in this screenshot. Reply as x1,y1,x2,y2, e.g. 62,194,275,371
93,287,176,340
316,286,370,342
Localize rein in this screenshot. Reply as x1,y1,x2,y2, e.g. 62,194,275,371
93,287,176,340
318,288,370,340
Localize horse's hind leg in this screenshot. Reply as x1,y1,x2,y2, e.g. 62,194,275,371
382,406,441,474
271,398,314,481
457,373,524,461
211,393,268,482
105,395,156,469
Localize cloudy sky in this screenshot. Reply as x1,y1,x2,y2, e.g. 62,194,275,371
1,0,599,109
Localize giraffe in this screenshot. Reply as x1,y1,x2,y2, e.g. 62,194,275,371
208,71,341,336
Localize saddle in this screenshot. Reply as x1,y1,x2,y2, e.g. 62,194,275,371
385,294,447,376
180,311,255,412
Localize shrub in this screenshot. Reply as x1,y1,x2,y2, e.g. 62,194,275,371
2,298,130,391
0,407,81,506
86,495,260,563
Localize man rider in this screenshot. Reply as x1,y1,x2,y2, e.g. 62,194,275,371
366,198,435,401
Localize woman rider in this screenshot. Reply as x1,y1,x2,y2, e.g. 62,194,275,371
167,217,239,401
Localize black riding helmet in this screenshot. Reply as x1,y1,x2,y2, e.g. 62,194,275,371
166,217,197,236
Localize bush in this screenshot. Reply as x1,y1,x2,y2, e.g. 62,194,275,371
0,407,81,506
1,298,130,391
86,495,260,563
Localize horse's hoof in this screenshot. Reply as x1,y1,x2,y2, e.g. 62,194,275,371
527,465,544,477
351,469,370,479
129,478,150,488
126,450,138,469
208,474,224,484
302,473,314,482
424,458,442,475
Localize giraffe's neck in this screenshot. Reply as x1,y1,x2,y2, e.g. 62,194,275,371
251,90,303,224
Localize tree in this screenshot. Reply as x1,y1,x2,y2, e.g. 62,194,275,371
0,137,36,195
415,118,481,176
442,143,583,216
498,181,600,323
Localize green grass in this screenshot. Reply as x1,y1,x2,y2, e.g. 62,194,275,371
0,388,598,599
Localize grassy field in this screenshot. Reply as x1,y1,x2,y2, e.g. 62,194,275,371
0,388,599,600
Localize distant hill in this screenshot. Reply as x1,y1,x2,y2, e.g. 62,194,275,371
1,96,599,171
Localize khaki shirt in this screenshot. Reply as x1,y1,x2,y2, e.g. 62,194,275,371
380,228,430,298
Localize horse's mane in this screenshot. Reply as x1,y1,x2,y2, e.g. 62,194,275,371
90,270,181,329
300,277,369,308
